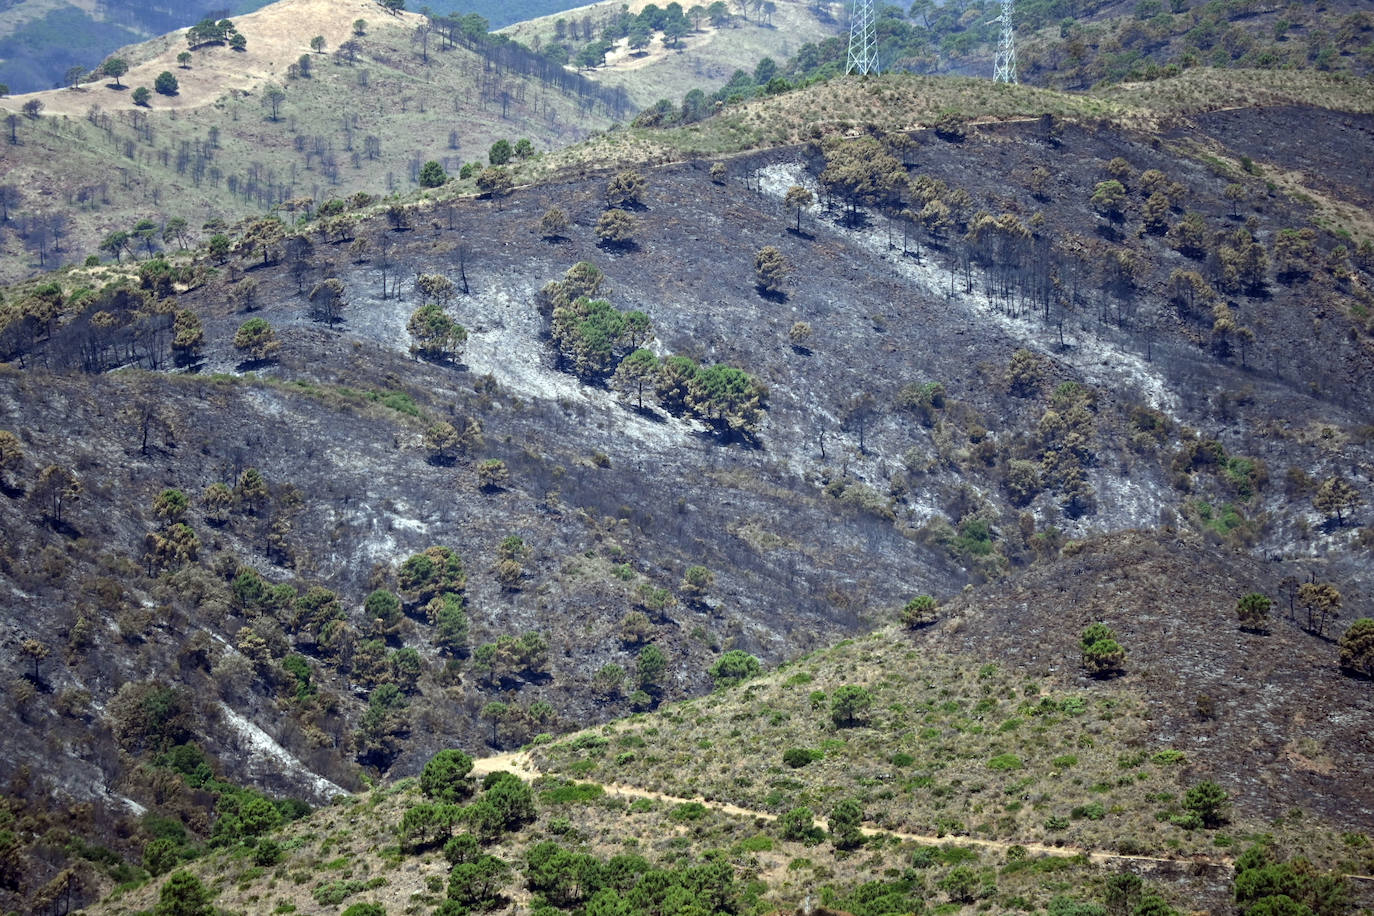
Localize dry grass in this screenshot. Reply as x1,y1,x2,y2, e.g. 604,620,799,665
501,0,843,108
8,0,415,117
0,0,616,282
535,631,1221,856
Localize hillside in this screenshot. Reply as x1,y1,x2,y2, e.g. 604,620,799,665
0,0,609,94
767,0,1374,88
74,536,1374,915
2,80,1374,912
498,0,843,108
0,0,626,284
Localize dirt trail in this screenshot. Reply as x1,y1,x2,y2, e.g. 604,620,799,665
471,751,1231,873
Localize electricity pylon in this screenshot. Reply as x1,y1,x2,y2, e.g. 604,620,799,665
846,0,877,75
989,0,1017,84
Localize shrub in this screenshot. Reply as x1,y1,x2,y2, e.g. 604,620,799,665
782,747,820,768
670,801,707,821
477,459,509,491
830,685,873,727
987,754,1023,771
418,160,448,188
1081,623,1125,678
1182,780,1229,828
1236,593,1273,632
779,806,816,842
708,650,760,688
1338,618,1374,678
900,595,937,629
233,318,280,362
420,749,475,803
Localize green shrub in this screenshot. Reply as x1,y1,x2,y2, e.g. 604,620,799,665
540,782,605,804
987,754,1023,771
669,802,707,821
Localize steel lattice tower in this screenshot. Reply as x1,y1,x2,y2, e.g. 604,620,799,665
991,0,1017,83
845,0,878,75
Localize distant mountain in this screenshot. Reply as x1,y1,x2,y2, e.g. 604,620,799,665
0,0,593,93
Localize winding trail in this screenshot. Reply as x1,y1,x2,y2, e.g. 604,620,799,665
471,751,1232,874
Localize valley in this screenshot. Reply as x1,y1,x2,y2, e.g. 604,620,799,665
0,0,1372,915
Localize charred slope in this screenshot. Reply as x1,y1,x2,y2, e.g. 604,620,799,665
933,529,1374,830
1,104,1373,911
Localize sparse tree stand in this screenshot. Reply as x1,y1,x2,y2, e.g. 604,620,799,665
753,246,790,296
177,51,192,69
310,35,326,54
154,71,179,95
132,87,151,107
1297,581,1341,637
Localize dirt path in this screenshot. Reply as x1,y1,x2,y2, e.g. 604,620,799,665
471,751,1230,873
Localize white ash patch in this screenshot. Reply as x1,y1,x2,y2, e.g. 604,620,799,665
753,162,1183,417
217,703,346,800
119,795,148,816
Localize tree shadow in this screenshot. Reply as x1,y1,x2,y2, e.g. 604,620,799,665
836,210,870,230
0,482,23,499
629,404,666,422
755,286,787,303
785,226,815,241
596,239,639,252
46,517,82,539
21,673,53,693
235,358,277,372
